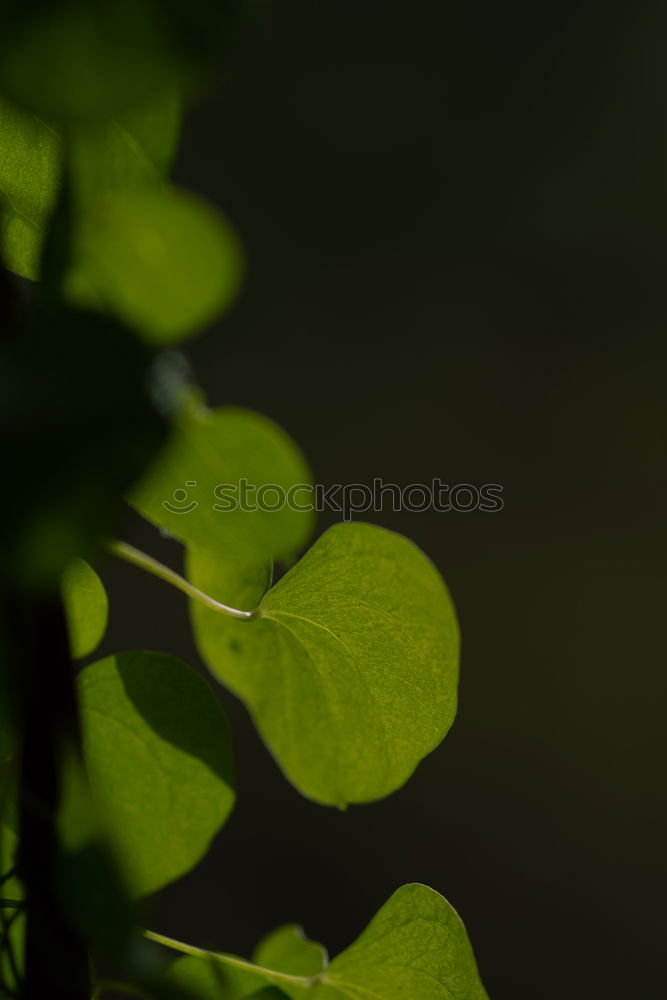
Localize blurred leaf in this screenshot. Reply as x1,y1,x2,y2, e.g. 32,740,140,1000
317,883,489,1000
253,926,327,1000
0,94,62,279
0,1,180,122
132,402,313,565
70,88,181,203
78,651,235,896
60,559,108,659
66,186,243,343
167,953,267,1000
189,523,459,806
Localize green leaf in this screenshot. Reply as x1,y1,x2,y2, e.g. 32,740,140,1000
78,651,235,896
0,95,62,279
60,558,108,659
131,402,314,565
188,522,459,806
253,926,327,1000
317,883,489,1000
66,186,243,343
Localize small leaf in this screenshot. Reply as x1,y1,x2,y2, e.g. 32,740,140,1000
131,402,313,565
67,186,243,343
188,523,459,806
61,558,108,659
253,926,327,1000
78,651,235,896
318,883,489,1000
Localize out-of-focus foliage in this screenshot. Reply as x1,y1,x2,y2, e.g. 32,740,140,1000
132,402,314,566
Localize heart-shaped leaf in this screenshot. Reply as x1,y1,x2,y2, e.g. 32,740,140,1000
188,522,459,806
78,651,235,896
61,558,108,659
132,402,314,566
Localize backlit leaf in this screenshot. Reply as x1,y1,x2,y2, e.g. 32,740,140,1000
188,523,459,806
78,651,235,896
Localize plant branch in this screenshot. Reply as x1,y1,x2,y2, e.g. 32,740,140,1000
143,929,319,989
107,541,260,621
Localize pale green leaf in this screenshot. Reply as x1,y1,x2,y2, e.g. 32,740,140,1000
67,186,243,343
78,651,235,896
131,402,314,565
61,558,108,659
188,523,459,806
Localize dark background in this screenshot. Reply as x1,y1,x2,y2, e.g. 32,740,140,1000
99,2,666,997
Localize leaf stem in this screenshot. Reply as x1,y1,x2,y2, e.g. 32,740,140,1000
143,928,319,989
108,541,260,621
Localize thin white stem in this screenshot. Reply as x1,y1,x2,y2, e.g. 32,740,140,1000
108,541,260,621
143,929,318,989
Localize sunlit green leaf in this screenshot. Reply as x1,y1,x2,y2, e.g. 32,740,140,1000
78,651,235,896
188,522,459,806
60,559,108,659
132,402,313,565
